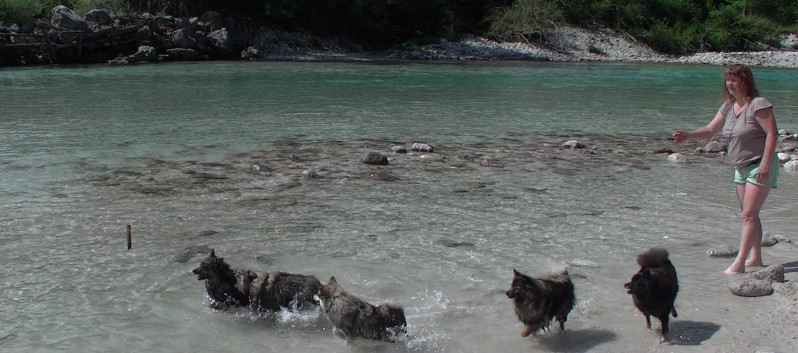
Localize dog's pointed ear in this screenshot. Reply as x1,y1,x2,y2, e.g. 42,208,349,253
513,269,520,277
643,269,653,280
328,276,337,285
210,248,216,258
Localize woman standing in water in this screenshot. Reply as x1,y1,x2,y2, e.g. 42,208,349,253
673,64,779,275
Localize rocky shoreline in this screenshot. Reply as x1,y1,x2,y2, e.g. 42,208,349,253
2,6,798,68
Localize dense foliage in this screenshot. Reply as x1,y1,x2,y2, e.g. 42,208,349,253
2,0,797,53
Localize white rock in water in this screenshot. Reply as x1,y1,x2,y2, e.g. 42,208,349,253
777,152,792,163
667,153,687,163
784,159,798,172
411,143,434,152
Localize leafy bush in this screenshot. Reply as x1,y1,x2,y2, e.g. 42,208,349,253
486,0,564,43
646,20,698,54
0,0,47,24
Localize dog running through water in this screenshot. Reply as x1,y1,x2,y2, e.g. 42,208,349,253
192,249,322,312
314,276,407,343
624,248,679,342
506,268,576,337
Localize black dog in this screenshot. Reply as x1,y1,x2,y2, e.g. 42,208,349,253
624,248,679,342
192,249,322,312
505,268,576,337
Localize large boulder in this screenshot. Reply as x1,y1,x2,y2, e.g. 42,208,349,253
171,28,195,48
728,264,785,297
729,278,774,297
165,48,199,61
84,9,113,27
51,6,89,31
197,11,224,32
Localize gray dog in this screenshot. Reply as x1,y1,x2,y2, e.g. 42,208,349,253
192,249,322,312
314,277,407,343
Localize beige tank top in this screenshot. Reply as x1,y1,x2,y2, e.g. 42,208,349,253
719,97,775,168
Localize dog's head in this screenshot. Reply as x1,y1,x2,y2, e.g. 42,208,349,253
313,276,343,311
192,249,230,281
506,269,538,299
624,269,654,295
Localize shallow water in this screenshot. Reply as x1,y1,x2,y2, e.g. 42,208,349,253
1,61,797,353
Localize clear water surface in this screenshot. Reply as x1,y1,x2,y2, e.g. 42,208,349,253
1,61,797,353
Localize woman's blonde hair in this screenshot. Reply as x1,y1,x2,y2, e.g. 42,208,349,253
722,64,759,103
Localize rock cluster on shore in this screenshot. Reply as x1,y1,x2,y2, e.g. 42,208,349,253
0,6,250,65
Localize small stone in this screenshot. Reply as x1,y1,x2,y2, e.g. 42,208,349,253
702,141,726,153
301,169,319,179
561,140,586,149
391,145,407,154
667,153,687,163
761,232,779,247
411,143,434,153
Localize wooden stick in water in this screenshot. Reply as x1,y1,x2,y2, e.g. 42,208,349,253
127,224,132,250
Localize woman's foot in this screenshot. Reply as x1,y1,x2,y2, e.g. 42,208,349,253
745,259,764,267
723,264,745,275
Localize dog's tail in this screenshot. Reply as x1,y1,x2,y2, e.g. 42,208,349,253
637,248,671,268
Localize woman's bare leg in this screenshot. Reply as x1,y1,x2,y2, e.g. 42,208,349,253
724,182,770,275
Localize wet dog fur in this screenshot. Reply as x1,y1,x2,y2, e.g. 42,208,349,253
624,248,679,342
505,268,576,337
192,249,322,312
314,277,407,343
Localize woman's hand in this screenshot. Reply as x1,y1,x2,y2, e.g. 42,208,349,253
672,130,689,143
756,163,770,184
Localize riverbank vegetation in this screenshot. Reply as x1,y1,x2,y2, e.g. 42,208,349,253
2,0,797,55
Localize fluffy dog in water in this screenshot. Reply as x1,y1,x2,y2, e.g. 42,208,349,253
505,268,576,337
314,277,407,343
624,247,679,342
192,249,322,312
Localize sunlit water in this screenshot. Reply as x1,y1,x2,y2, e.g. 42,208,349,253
1,61,797,353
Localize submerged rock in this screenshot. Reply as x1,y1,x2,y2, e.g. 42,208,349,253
761,232,779,247
301,169,319,179
362,150,389,165
173,245,212,263
702,141,726,153
667,153,687,163
436,239,476,248
391,145,407,154
561,140,586,149
706,245,738,258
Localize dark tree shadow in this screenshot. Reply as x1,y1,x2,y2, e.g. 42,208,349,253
668,321,721,345
535,329,617,352
781,260,798,274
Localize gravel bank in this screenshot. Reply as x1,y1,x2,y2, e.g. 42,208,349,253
253,25,798,68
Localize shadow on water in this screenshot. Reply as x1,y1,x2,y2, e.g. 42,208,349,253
535,329,617,352
668,320,721,345
781,260,798,274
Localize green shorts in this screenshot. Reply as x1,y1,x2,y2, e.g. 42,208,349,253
733,157,779,188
